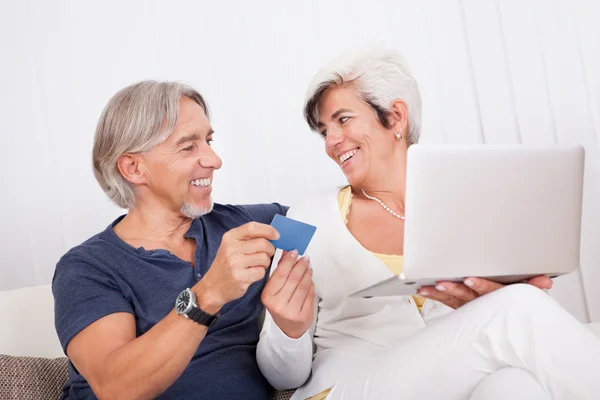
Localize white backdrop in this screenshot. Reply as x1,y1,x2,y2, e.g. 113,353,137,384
1,0,599,322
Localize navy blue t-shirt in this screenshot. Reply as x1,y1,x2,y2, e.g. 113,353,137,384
52,203,288,400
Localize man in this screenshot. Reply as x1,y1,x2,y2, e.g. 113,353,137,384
52,80,309,399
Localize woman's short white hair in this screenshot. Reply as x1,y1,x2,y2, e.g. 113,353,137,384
303,48,422,145
92,80,209,209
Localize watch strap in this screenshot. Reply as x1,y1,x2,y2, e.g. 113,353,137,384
187,306,218,328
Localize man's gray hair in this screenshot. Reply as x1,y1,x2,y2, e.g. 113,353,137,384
92,80,208,209
303,48,422,145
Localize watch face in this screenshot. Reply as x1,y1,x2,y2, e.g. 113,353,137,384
176,290,191,314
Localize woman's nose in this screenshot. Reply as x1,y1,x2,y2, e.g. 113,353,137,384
325,129,344,148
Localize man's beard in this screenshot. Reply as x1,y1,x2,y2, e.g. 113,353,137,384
180,199,214,219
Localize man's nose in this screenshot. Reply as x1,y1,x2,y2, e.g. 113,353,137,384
198,146,222,170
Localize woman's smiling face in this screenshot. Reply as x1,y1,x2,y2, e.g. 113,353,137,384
317,86,401,187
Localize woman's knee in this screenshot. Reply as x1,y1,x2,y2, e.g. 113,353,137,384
469,368,550,400
483,283,551,310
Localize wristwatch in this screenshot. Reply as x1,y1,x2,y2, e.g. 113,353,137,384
175,288,218,328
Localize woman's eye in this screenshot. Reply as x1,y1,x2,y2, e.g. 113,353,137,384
207,139,214,146
182,144,195,152
339,116,350,124
319,130,327,138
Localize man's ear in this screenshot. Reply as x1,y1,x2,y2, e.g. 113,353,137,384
117,153,149,185
389,99,410,133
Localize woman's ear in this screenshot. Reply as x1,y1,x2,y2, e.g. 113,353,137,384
117,154,148,185
389,99,409,133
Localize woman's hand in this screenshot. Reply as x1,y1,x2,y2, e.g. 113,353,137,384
417,275,553,309
261,250,315,339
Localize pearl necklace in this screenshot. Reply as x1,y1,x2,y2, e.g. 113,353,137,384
360,189,405,220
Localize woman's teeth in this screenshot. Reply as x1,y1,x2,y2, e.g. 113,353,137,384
190,178,211,187
339,149,359,163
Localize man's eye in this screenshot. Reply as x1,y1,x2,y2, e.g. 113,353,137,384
207,139,214,146
182,145,194,151
319,130,327,138
339,116,350,124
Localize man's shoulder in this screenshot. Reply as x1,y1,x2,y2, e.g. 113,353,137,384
210,202,289,225
56,226,122,273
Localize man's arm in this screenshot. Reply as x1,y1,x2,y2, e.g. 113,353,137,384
66,285,219,400
60,222,279,399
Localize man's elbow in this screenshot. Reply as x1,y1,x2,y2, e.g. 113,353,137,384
90,376,153,400
88,379,114,400
89,378,124,400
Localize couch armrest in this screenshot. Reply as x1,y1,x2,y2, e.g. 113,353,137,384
587,322,600,338
0,355,67,399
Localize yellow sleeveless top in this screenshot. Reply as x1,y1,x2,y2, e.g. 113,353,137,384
337,185,425,310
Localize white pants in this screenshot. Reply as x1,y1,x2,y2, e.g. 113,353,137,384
470,368,550,400
326,284,600,400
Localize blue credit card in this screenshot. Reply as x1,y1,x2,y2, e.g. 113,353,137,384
269,214,317,255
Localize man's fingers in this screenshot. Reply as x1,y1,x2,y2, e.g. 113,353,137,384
245,252,272,269
288,266,313,311
246,266,267,284
463,277,504,296
434,281,478,302
242,238,276,258
234,222,280,241
263,250,299,295
526,275,553,290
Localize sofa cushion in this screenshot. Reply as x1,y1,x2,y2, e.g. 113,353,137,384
0,355,295,400
271,389,295,400
0,355,67,400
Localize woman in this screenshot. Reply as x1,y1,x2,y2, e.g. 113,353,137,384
257,48,600,400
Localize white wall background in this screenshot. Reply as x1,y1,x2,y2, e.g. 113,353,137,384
1,0,599,322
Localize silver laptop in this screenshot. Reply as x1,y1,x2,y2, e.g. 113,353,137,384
350,144,585,298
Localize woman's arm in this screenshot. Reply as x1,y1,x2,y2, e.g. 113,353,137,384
256,301,317,390
257,249,318,390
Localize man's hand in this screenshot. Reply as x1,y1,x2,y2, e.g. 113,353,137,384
196,222,279,313
261,250,315,339
417,275,553,309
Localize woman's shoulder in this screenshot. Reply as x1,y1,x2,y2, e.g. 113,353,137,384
287,185,348,218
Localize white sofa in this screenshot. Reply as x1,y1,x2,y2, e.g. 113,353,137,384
0,284,64,358
1,284,600,399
